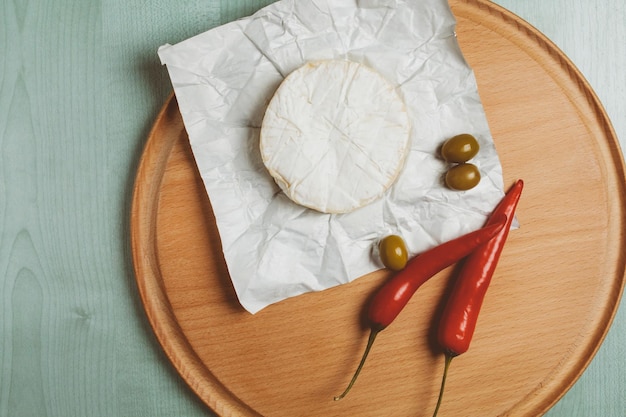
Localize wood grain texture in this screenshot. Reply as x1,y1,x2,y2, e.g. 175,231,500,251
1,1,116,416
1,1,220,417
131,1,626,416
491,3,626,416
1,0,625,416
220,0,275,23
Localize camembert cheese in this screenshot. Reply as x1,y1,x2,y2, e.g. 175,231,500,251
260,60,411,214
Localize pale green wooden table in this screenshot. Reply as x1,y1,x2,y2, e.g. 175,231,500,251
1,1,624,416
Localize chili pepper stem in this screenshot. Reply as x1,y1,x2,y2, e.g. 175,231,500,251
432,354,454,417
334,327,381,401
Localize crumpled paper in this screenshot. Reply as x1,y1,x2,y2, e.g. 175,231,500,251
158,0,505,314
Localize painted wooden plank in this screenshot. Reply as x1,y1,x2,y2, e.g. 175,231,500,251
0,0,623,416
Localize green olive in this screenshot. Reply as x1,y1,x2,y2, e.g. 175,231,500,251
445,163,481,191
441,133,480,163
378,235,408,271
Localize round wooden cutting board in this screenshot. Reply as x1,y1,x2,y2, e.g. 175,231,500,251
131,0,626,416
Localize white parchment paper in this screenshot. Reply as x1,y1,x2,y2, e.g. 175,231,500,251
158,0,505,314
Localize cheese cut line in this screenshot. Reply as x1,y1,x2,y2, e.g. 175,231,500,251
260,60,412,214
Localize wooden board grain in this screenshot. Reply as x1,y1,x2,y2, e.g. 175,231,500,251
130,1,626,416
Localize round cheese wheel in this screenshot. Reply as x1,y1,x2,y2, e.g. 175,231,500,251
260,60,411,214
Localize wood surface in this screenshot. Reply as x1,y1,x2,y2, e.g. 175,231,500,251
3,0,626,416
131,1,626,416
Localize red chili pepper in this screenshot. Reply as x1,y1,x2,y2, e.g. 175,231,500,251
432,179,524,417
333,215,507,401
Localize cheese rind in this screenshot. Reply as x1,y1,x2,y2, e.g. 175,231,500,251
260,60,411,214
